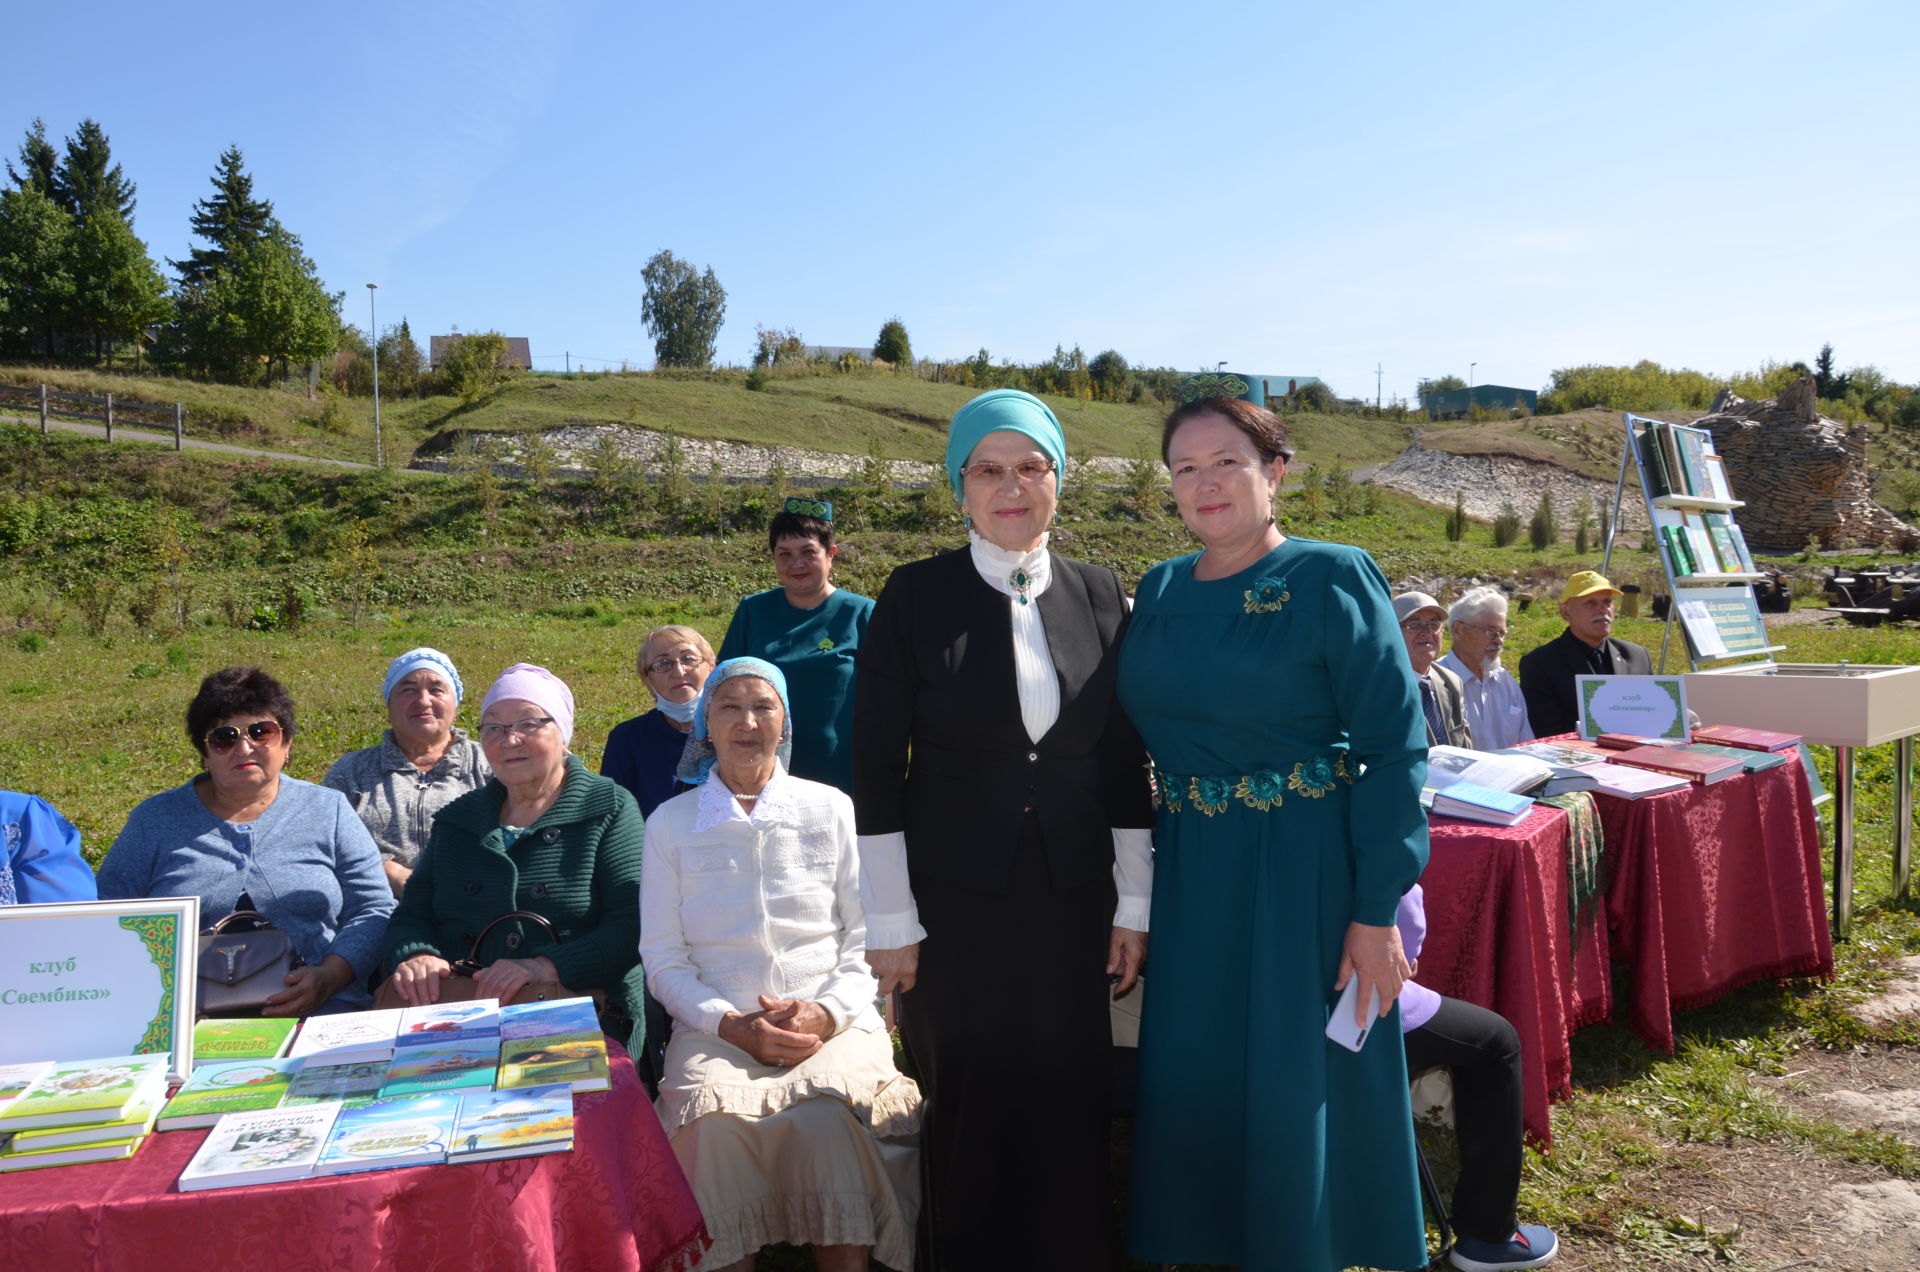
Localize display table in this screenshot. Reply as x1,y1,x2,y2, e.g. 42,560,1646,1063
1593,754,1834,1052
0,1042,709,1272
1420,801,1611,1146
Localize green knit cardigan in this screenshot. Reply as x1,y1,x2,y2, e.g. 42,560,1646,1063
384,755,645,1050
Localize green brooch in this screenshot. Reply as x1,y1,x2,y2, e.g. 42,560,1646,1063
1008,567,1034,606
1243,575,1291,615
817,637,836,652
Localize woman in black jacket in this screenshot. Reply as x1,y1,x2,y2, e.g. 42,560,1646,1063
853,389,1155,1268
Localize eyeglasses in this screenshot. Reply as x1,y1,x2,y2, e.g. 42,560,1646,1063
646,653,709,676
961,459,1056,485
1454,622,1509,642
478,717,555,743
1399,619,1444,634
205,720,284,752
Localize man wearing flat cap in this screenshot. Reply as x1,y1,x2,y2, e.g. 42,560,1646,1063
1394,591,1474,749
1517,570,1654,738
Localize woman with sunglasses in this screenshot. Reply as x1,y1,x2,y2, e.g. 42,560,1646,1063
98,666,395,1015
601,625,715,817
380,664,645,1048
852,389,1155,1267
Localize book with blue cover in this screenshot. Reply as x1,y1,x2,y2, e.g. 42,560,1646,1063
499,997,601,1041
449,1084,575,1163
313,1092,460,1175
394,999,501,1048
1430,781,1534,826
378,1039,501,1097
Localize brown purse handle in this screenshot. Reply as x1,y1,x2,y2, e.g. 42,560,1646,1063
205,909,274,934
450,910,559,976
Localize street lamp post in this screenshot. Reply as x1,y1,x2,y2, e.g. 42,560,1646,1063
367,283,382,469
1468,361,1477,419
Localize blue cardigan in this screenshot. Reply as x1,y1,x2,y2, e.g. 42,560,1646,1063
97,776,395,1011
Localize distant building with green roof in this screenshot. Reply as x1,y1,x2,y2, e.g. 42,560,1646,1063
1178,371,1322,408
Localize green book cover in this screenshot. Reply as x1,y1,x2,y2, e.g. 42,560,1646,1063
1662,525,1693,576
10,1087,163,1149
192,1018,299,1067
0,1133,145,1171
157,1058,300,1130
1638,425,1672,498
1686,743,1789,773
284,1061,388,1106
498,1031,610,1094
0,1055,171,1130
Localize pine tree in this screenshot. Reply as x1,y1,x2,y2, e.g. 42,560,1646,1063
0,185,75,358
174,146,279,287
5,119,59,197
55,119,136,226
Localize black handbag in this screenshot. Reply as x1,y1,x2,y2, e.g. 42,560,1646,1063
197,910,303,1018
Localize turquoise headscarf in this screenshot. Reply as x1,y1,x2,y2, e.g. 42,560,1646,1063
674,657,793,784
944,389,1068,499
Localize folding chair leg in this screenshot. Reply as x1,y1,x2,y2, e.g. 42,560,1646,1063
1415,1135,1454,1266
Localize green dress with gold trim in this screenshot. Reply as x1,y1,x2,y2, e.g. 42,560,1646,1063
1118,538,1431,1272
717,587,873,793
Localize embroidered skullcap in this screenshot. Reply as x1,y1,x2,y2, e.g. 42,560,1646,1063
675,657,792,785
382,647,465,705
479,663,576,747
945,389,1067,499
783,496,833,521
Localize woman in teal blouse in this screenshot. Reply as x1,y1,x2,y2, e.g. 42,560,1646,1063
716,497,872,793
1119,398,1431,1272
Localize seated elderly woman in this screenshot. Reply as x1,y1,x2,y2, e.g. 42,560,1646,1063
641,658,921,1272
602,625,715,818
380,664,645,1045
323,647,490,897
97,666,394,1015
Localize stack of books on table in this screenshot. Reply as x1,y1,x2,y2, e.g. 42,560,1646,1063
0,1054,171,1171
1422,745,1554,826
168,996,602,1190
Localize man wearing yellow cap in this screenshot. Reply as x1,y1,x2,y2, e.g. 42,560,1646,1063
1516,570,1654,737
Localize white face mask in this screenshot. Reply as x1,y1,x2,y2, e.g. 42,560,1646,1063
656,695,697,724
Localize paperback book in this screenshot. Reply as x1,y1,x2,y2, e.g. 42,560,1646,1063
449,1083,575,1163
157,1058,301,1131
8,1086,162,1150
1429,781,1535,827
178,1102,344,1191
313,1092,460,1175
0,1054,171,1132
289,1008,405,1066
395,999,501,1048
378,1039,502,1097
497,1031,611,1094
283,1061,388,1107
0,1133,145,1171
500,997,601,1041
192,1017,299,1068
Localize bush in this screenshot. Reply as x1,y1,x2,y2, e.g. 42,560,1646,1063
1528,490,1557,550
745,367,768,391
1445,491,1467,542
1493,504,1522,547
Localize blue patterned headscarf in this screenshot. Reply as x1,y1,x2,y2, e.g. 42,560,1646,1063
675,658,793,784
382,647,465,704
944,389,1068,499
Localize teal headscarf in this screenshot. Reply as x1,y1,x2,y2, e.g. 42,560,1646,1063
944,389,1068,499
675,657,793,785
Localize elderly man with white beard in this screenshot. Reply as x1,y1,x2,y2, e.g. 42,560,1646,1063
1439,587,1534,750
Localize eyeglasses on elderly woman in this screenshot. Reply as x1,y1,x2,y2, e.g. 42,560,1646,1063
477,717,556,743
647,652,710,676
961,458,1056,485
204,720,285,752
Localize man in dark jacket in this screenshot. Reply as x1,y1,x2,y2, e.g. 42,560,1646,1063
1517,570,1654,737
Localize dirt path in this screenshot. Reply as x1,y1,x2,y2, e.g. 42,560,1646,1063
0,410,378,468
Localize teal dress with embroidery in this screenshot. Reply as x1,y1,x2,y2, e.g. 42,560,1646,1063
1118,538,1431,1272
717,587,873,793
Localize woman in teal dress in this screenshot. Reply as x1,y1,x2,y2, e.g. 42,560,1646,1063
1120,397,1431,1272
717,497,873,793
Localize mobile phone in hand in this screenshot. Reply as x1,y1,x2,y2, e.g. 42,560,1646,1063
1325,978,1381,1053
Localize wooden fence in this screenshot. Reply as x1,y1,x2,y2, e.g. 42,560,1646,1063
0,382,185,449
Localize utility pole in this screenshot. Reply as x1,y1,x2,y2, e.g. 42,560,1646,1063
565,351,570,374
367,284,382,468
1376,363,1383,410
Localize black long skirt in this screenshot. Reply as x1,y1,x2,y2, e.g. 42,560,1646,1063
902,814,1117,1271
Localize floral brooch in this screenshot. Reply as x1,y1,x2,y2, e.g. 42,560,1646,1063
1243,575,1291,615
817,637,836,652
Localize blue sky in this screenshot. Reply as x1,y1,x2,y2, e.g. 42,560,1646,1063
6,1,1915,402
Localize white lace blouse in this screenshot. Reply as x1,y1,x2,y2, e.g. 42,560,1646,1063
640,768,883,1036
858,533,1154,949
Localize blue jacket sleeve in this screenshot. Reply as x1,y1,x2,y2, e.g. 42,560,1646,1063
1323,549,1430,926
10,796,97,904
93,802,161,902
322,792,396,977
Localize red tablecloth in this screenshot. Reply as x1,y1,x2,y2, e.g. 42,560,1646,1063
0,1042,709,1272
1596,756,1834,1052
1419,802,1611,1146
